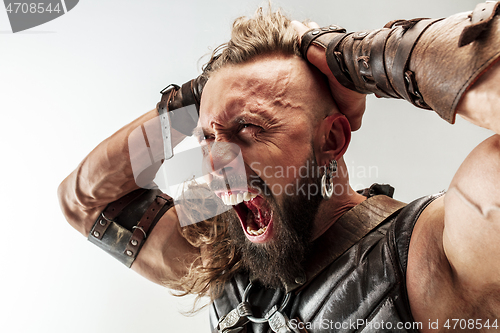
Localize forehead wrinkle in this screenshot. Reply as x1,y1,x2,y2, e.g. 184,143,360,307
200,55,309,129
244,57,303,113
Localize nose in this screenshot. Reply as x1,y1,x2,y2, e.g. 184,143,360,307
202,141,246,182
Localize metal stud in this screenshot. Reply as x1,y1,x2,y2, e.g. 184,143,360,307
295,275,306,285
93,231,100,238
126,250,133,257
131,239,138,246
357,32,368,37
99,219,106,226
311,30,320,35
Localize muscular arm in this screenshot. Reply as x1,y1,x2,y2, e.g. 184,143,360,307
444,135,500,290
57,108,199,288
403,53,500,331
441,57,500,286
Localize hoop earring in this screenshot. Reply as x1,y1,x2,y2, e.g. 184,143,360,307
321,159,337,200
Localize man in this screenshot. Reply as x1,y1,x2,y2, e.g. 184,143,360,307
58,2,500,332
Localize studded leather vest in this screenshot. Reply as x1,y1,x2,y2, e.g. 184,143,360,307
209,189,442,333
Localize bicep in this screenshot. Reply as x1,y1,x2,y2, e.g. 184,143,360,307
443,134,500,289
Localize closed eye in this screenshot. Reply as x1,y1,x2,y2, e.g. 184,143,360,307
238,123,262,139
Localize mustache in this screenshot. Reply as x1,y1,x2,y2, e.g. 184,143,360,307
209,174,247,192
209,174,271,197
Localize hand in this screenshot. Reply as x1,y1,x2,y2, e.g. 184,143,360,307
291,21,367,131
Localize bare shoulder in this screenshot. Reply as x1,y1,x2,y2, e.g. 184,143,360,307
407,135,500,332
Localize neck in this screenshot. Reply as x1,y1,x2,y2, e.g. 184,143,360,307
310,162,366,240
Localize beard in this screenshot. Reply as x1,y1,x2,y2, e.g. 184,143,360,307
212,155,324,289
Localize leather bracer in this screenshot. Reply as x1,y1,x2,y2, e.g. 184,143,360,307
301,1,500,123
156,75,207,136
88,189,174,267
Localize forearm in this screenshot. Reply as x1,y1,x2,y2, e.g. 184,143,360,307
58,109,184,236
299,1,500,127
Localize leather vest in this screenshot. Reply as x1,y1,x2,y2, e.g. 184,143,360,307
209,191,442,333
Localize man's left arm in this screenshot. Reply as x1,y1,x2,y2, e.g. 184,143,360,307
442,60,500,291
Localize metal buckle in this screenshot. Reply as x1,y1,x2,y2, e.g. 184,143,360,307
160,84,180,95
243,283,291,324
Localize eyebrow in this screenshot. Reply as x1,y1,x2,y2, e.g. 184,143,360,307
234,108,275,125
192,127,206,139
194,107,276,138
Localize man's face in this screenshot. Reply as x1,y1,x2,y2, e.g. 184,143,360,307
198,54,326,287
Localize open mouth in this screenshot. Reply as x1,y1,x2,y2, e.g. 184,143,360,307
218,190,273,243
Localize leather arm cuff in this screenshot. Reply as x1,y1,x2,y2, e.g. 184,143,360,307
88,189,174,268
301,1,500,123
156,75,207,136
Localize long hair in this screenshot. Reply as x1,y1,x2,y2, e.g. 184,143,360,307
167,6,301,312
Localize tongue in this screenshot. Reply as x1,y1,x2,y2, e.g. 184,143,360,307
244,196,271,229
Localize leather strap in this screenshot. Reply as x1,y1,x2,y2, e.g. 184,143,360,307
325,32,357,91
156,75,207,137
91,189,147,240
459,1,500,46
88,189,174,267
157,85,178,160
300,25,346,58
123,193,173,258
157,84,179,115
285,195,407,294
369,28,399,98
390,18,441,107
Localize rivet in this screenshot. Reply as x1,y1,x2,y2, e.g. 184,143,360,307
311,30,320,35
99,220,106,226
93,231,100,238
126,250,133,257
295,275,306,285
330,25,339,30
405,74,410,84
131,239,138,246
358,32,368,37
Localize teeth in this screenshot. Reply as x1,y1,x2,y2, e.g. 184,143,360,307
246,225,267,236
220,191,256,206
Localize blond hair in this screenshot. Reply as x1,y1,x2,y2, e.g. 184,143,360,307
203,6,300,78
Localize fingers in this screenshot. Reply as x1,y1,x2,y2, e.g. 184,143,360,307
290,21,308,42
290,20,321,44
307,22,320,29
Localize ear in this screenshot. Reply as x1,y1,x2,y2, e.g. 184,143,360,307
315,113,351,167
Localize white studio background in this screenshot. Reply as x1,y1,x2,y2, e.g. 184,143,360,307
0,0,490,332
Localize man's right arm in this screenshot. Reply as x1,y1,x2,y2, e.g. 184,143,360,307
57,108,200,288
